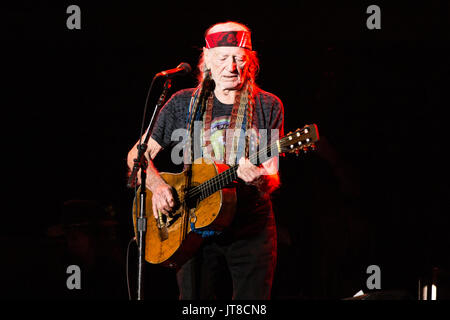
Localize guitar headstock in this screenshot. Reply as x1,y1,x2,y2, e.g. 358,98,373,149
279,124,319,155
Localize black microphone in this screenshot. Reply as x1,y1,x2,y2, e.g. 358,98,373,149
155,62,192,78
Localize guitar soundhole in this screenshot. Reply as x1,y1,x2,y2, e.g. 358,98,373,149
184,182,200,209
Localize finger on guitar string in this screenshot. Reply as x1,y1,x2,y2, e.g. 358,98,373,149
152,202,159,219
162,188,175,209
237,166,255,183
154,197,170,216
237,157,265,184
158,195,173,214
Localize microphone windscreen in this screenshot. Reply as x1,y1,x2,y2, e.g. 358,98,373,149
177,62,192,73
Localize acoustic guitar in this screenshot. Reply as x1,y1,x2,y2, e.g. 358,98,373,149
132,124,319,269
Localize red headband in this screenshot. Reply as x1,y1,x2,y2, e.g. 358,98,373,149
205,31,252,50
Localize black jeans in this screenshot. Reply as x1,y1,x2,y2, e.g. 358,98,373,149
176,222,277,300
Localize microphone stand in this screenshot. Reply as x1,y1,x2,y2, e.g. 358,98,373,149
127,77,172,300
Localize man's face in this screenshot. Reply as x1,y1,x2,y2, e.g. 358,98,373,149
205,46,249,92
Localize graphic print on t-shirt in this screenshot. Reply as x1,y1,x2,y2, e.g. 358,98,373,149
201,115,230,162
201,115,260,165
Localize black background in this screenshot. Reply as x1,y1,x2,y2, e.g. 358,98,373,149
3,1,450,300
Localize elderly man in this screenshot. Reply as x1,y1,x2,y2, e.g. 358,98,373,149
127,21,284,299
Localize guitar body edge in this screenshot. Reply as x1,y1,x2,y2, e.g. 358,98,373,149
132,159,237,269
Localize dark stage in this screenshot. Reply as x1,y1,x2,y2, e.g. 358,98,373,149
4,1,450,301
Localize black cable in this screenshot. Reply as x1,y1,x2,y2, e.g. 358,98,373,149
126,236,136,300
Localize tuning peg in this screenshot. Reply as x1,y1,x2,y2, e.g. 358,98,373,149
302,146,309,153
310,143,317,151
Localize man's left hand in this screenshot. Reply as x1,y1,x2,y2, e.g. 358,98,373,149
236,157,264,184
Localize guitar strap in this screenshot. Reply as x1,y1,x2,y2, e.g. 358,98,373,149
183,83,251,239
185,87,201,166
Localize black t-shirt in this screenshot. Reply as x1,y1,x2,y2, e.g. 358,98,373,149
151,87,284,239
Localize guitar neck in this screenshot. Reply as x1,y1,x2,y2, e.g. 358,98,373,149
187,140,279,202
185,123,319,202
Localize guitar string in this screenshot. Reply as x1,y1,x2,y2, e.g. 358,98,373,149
186,128,309,201
187,139,280,200
187,145,262,200
173,128,309,240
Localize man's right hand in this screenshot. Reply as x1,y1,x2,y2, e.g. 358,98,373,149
127,137,171,219
149,181,175,220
